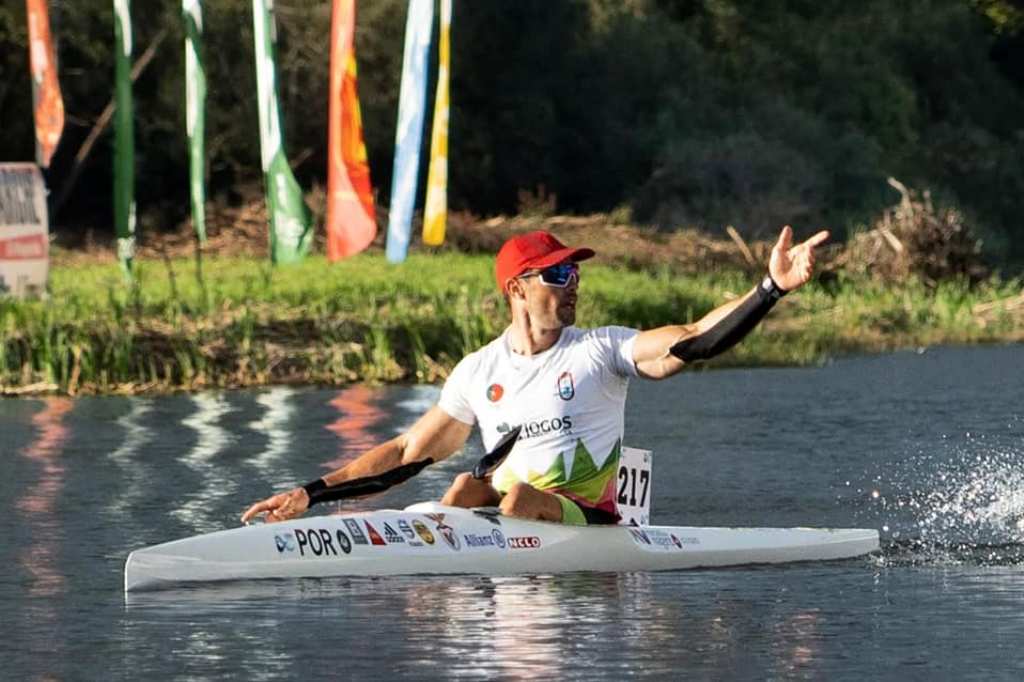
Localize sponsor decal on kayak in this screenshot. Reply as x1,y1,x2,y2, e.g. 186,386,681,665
629,528,700,551
507,536,541,549
462,530,506,549
557,371,575,400
492,529,506,549
383,522,405,544
628,528,651,545
425,513,460,551
364,521,387,546
274,532,296,553
287,528,351,557
344,518,368,544
398,519,416,539
412,519,435,545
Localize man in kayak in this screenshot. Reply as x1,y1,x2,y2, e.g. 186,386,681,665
242,226,828,526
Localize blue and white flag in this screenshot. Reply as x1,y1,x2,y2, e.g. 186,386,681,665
385,0,434,264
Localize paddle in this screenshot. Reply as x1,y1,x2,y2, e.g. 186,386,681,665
305,424,522,506
472,424,522,479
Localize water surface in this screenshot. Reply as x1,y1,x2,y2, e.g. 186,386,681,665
2,345,1023,679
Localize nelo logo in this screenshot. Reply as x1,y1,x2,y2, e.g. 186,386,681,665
508,536,541,549
487,384,504,402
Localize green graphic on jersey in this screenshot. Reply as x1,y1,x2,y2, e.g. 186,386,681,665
494,438,621,505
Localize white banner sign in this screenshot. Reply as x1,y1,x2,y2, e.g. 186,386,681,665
617,447,653,526
0,163,49,298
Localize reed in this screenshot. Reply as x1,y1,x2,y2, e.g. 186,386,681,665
1,253,1020,394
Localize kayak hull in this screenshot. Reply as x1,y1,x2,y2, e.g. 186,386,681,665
124,503,879,592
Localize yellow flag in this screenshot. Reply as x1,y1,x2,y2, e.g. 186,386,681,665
422,0,451,246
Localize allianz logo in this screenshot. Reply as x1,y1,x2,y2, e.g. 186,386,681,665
498,416,574,440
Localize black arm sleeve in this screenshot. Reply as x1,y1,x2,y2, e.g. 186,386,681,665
669,276,785,363
302,459,434,507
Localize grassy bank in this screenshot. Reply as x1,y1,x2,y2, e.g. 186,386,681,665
2,251,1022,395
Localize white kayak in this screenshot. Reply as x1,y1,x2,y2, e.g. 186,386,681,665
124,502,879,592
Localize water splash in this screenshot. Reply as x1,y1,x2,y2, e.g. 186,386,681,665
866,431,1024,567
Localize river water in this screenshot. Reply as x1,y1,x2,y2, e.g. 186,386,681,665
2,345,1023,680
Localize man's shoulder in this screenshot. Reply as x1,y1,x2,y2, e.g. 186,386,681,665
567,325,638,345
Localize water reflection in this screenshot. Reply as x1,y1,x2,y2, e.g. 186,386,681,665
322,385,387,469
247,387,297,488
107,397,154,519
16,397,71,597
122,570,835,678
171,393,237,532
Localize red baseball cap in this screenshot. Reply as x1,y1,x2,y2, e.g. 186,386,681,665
495,231,595,292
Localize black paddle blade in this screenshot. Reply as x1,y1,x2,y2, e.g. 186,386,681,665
306,458,434,505
472,424,522,479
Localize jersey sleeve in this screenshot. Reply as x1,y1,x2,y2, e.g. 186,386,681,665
437,354,477,425
592,326,640,378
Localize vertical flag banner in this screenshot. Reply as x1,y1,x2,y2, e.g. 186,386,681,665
26,0,65,168
113,0,135,275
252,0,313,264
422,0,451,246
385,0,433,264
183,0,207,243
326,0,376,261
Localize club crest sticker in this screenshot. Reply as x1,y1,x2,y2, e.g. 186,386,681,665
412,519,435,545
487,384,504,402
425,513,461,551
557,371,575,400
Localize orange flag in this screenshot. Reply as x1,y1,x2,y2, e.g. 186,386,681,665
326,0,376,261
26,0,65,168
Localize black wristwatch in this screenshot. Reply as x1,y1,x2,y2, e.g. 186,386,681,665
760,275,788,300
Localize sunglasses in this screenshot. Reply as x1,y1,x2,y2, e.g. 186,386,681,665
519,262,580,288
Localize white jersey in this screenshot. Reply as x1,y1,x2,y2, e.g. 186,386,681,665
438,325,638,514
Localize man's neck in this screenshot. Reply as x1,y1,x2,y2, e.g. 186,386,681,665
507,317,564,356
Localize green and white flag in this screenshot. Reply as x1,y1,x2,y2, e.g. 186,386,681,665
113,0,135,275
252,0,312,264
183,0,207,243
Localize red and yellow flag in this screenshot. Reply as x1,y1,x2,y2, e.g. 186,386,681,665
26,0,65,167
326,0,376,261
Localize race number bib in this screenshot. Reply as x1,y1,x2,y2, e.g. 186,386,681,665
617,447,652,526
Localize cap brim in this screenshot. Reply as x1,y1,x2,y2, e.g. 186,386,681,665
524,246,596,271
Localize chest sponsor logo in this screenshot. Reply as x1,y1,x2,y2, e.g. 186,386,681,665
283,528,352,557
383,522,405,544
412,519,435,545
425,513,461,551
364,521,387,546
487,383,504,402
492,529,506,548
557,371,575,400
497,417,573,441
507,536,541,549
344,518,368,544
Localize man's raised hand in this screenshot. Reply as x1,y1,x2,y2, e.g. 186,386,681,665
768,225,830,292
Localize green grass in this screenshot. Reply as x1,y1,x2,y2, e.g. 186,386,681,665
1,252,1021,394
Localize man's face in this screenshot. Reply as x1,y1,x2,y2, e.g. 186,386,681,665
513,261,580,328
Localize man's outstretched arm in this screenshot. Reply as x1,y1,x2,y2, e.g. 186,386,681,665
240,406,473,523
632,226,829,380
